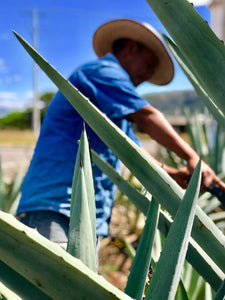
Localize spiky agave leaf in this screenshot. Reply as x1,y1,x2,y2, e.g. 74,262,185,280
67,128,97,272
0,161,5,210
0,211,132,300
145,161,202,300
125,198,160,300
92,149,224,290
0,281,22,300
213,280,225,300
12,31,225,273
0,260,51,300
67,158,97,272
145,0,225,116
162,34,225,127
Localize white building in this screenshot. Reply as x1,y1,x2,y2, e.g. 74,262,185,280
209,0,225,40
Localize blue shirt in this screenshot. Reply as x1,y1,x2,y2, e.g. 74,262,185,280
17,53,149,236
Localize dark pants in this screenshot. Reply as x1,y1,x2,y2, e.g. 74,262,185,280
18,210,69,250
18,210,102,256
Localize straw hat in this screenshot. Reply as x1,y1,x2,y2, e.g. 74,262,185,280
93,19,174,85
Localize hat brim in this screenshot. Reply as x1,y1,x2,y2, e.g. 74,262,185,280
93,19,174,85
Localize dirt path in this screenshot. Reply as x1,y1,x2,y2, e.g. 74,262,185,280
0,146,34,182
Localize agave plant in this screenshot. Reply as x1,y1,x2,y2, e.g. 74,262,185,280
0,161,24,215
0,0,225,298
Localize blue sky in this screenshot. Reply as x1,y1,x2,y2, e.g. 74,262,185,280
0,0,210,113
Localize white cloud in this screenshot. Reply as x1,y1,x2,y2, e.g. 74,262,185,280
0,91,32,114
5,74,21,84
0,58,7,72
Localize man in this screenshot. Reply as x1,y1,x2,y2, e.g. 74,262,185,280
17,19,225,249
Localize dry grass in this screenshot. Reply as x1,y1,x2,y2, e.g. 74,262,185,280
0,129,37,146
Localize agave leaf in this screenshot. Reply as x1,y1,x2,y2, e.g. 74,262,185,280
91,150,150,213
92,150,224,290
13,32,225,272
162,34,225,127
213,280,225,300
145,161,202,300
0,281,22,300
69,128,96,247
4,164,25,213
214,127,225,174
125,198,160,300
0,162,5,210
0,211,132,300
158,210,224,291
175,280,189,300
67,129,97,272
184,110,207,159
121,235,136,259
146,0,225,116
67,161,97,272
0,260,51,300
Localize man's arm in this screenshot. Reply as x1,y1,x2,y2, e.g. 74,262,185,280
129,105,225,192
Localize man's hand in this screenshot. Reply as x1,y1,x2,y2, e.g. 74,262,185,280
163,165,190,189
187,158,225,192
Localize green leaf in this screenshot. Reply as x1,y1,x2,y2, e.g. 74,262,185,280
92,150,224,290
13,31,225,273
91,149,150,213
213,280,225,300
214,127,225,174
4,164,25,213
158,210,224,292
0,162,5,210
70,127,96,245
125,198,160,300
145,0,225,116
175,280,189,300
0,281,22,300
67,129,97,272
0,260,51,300
0,211,132,300
145,161,202,300
162,34,225,127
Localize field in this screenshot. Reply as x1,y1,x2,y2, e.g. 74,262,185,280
0,129,37,146
0,129,36,183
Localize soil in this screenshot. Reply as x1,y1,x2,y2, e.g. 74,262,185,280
0,146,34,183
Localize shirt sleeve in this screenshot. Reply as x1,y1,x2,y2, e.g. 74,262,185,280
73,57,150,120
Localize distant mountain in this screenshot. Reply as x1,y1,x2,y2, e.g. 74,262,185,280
143,89,204,115
0,90,204,119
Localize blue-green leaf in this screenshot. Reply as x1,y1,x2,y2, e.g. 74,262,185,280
125,198,160,300
145,161,202,300
67,129,97,272
13,31,225,273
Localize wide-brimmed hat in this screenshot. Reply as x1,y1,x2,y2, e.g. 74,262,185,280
93,19,174,85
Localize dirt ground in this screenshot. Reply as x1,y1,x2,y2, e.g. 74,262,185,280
0,146,34,183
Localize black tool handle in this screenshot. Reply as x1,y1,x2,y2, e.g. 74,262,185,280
207,184,225,208
187,176,225,208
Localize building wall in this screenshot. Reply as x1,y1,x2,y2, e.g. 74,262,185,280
209,0,225,40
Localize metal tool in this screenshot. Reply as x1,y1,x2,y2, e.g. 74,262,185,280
207,184,225,209
187,176,225,209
